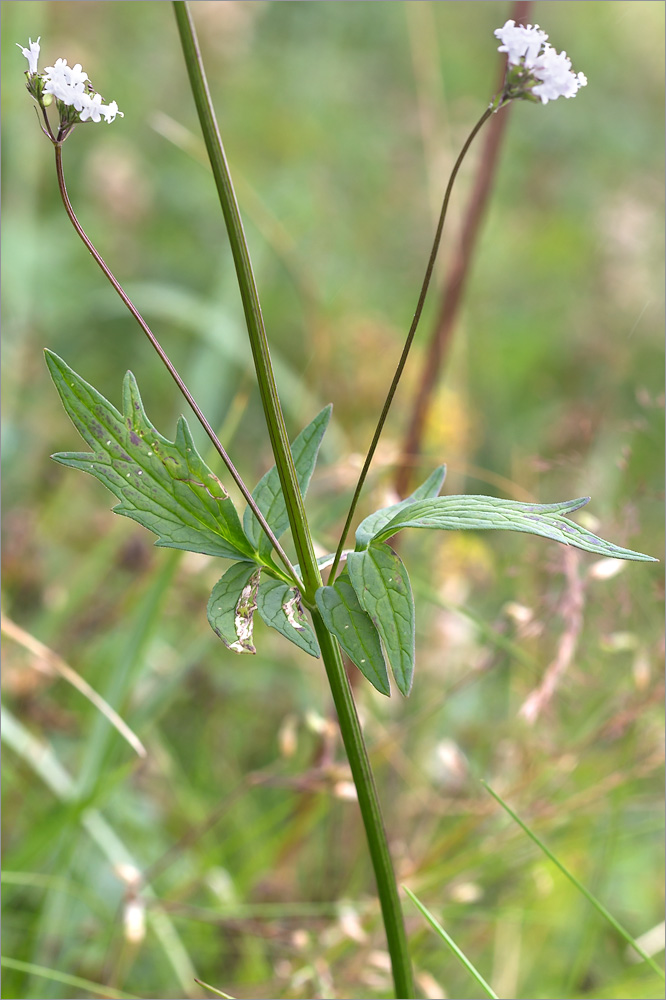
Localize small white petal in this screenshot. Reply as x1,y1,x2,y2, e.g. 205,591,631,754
17,36,41,75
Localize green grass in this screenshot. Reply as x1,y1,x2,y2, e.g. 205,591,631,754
2,2,664,998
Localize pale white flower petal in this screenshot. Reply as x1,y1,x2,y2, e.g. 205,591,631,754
494,19,548,67
78,92,103,123
495,19,587,104
17,36,41,75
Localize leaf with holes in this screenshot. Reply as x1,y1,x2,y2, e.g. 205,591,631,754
315,574,390,695
256,577,320,658
243,405,332,557
207,562,262,653
355,464,446,549
347,542,415,696
370,494,657,562
46,351,256,562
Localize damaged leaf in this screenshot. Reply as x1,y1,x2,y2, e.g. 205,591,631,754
207,562,261,653
256,577,320,658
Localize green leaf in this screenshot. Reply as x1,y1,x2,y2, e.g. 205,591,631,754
256,577,320,658
403,887,499,1000
355,464,446,549
207,562,261,653
243,405,332,557
46,351,255,562
347,543,415,696
372,494,657,562
314,574,390,695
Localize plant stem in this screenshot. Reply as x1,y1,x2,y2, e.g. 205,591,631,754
51,144,299,588
312,609,415,999
327,102,497,584
172,3,415,994
394,0,532,498
173,0,320,600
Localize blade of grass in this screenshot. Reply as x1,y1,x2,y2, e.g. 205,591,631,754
1,616,147,758
403,885,499,999
194,979,236,999
0,956,140,1000
2,707,198,997
481,780,666,980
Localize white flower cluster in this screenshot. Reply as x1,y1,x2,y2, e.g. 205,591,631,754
494,19,587,104
17,37,123,124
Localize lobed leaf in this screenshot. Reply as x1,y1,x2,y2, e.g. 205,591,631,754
46,351,256,561
315,574,390,695
207,562,261,653
355,465,446,549
256,577,320,658
371,494,657,562
347,543,415,696
243,405,332,557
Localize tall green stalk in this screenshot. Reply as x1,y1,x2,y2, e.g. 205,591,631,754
172,3,415,996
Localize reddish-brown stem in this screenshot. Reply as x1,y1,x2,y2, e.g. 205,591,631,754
52,143,300,587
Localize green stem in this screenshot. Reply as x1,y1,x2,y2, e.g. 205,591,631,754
173,0,319,600
312,609,415,999
173,3,415,994
327,101,497,584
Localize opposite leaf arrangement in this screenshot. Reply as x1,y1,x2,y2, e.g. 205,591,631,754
46,350,655,701
24,11,658,998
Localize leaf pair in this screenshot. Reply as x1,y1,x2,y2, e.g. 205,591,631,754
315,466,447,696
47,352,656,700
207,402,330,657
207,562,319,657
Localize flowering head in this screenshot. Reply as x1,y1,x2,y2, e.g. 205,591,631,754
17,37,123,141
494,19,587,106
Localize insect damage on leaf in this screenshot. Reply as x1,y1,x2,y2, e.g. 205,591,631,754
208,562,262,653
255,577,320,658
229,569,261,653
283,593,306,630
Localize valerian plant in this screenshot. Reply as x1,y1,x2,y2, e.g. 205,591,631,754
19,11,654,999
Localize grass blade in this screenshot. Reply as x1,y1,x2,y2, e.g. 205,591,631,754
403,885,499,999
481,780,665,980
194,978,236,999
0,956,140,1000
1,616,146,758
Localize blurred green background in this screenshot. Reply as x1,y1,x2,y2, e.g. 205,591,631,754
2,2,663,998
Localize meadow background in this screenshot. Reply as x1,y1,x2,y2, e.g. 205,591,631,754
1,2,664,998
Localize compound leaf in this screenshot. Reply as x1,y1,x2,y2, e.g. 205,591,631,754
355,464,446,549
207,562,261,653
372,494,656,562
243,405,332,557
347,543,415,696
315,574,390,696
46,351,255,561
256,577,320,658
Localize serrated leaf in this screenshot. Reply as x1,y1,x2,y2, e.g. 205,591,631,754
371,494,657,562
315,574,390,695
256,577,320,658
347,543,415,696
243,405,332,557
355,465,446,549
46,351,255,562
207,562,261,653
